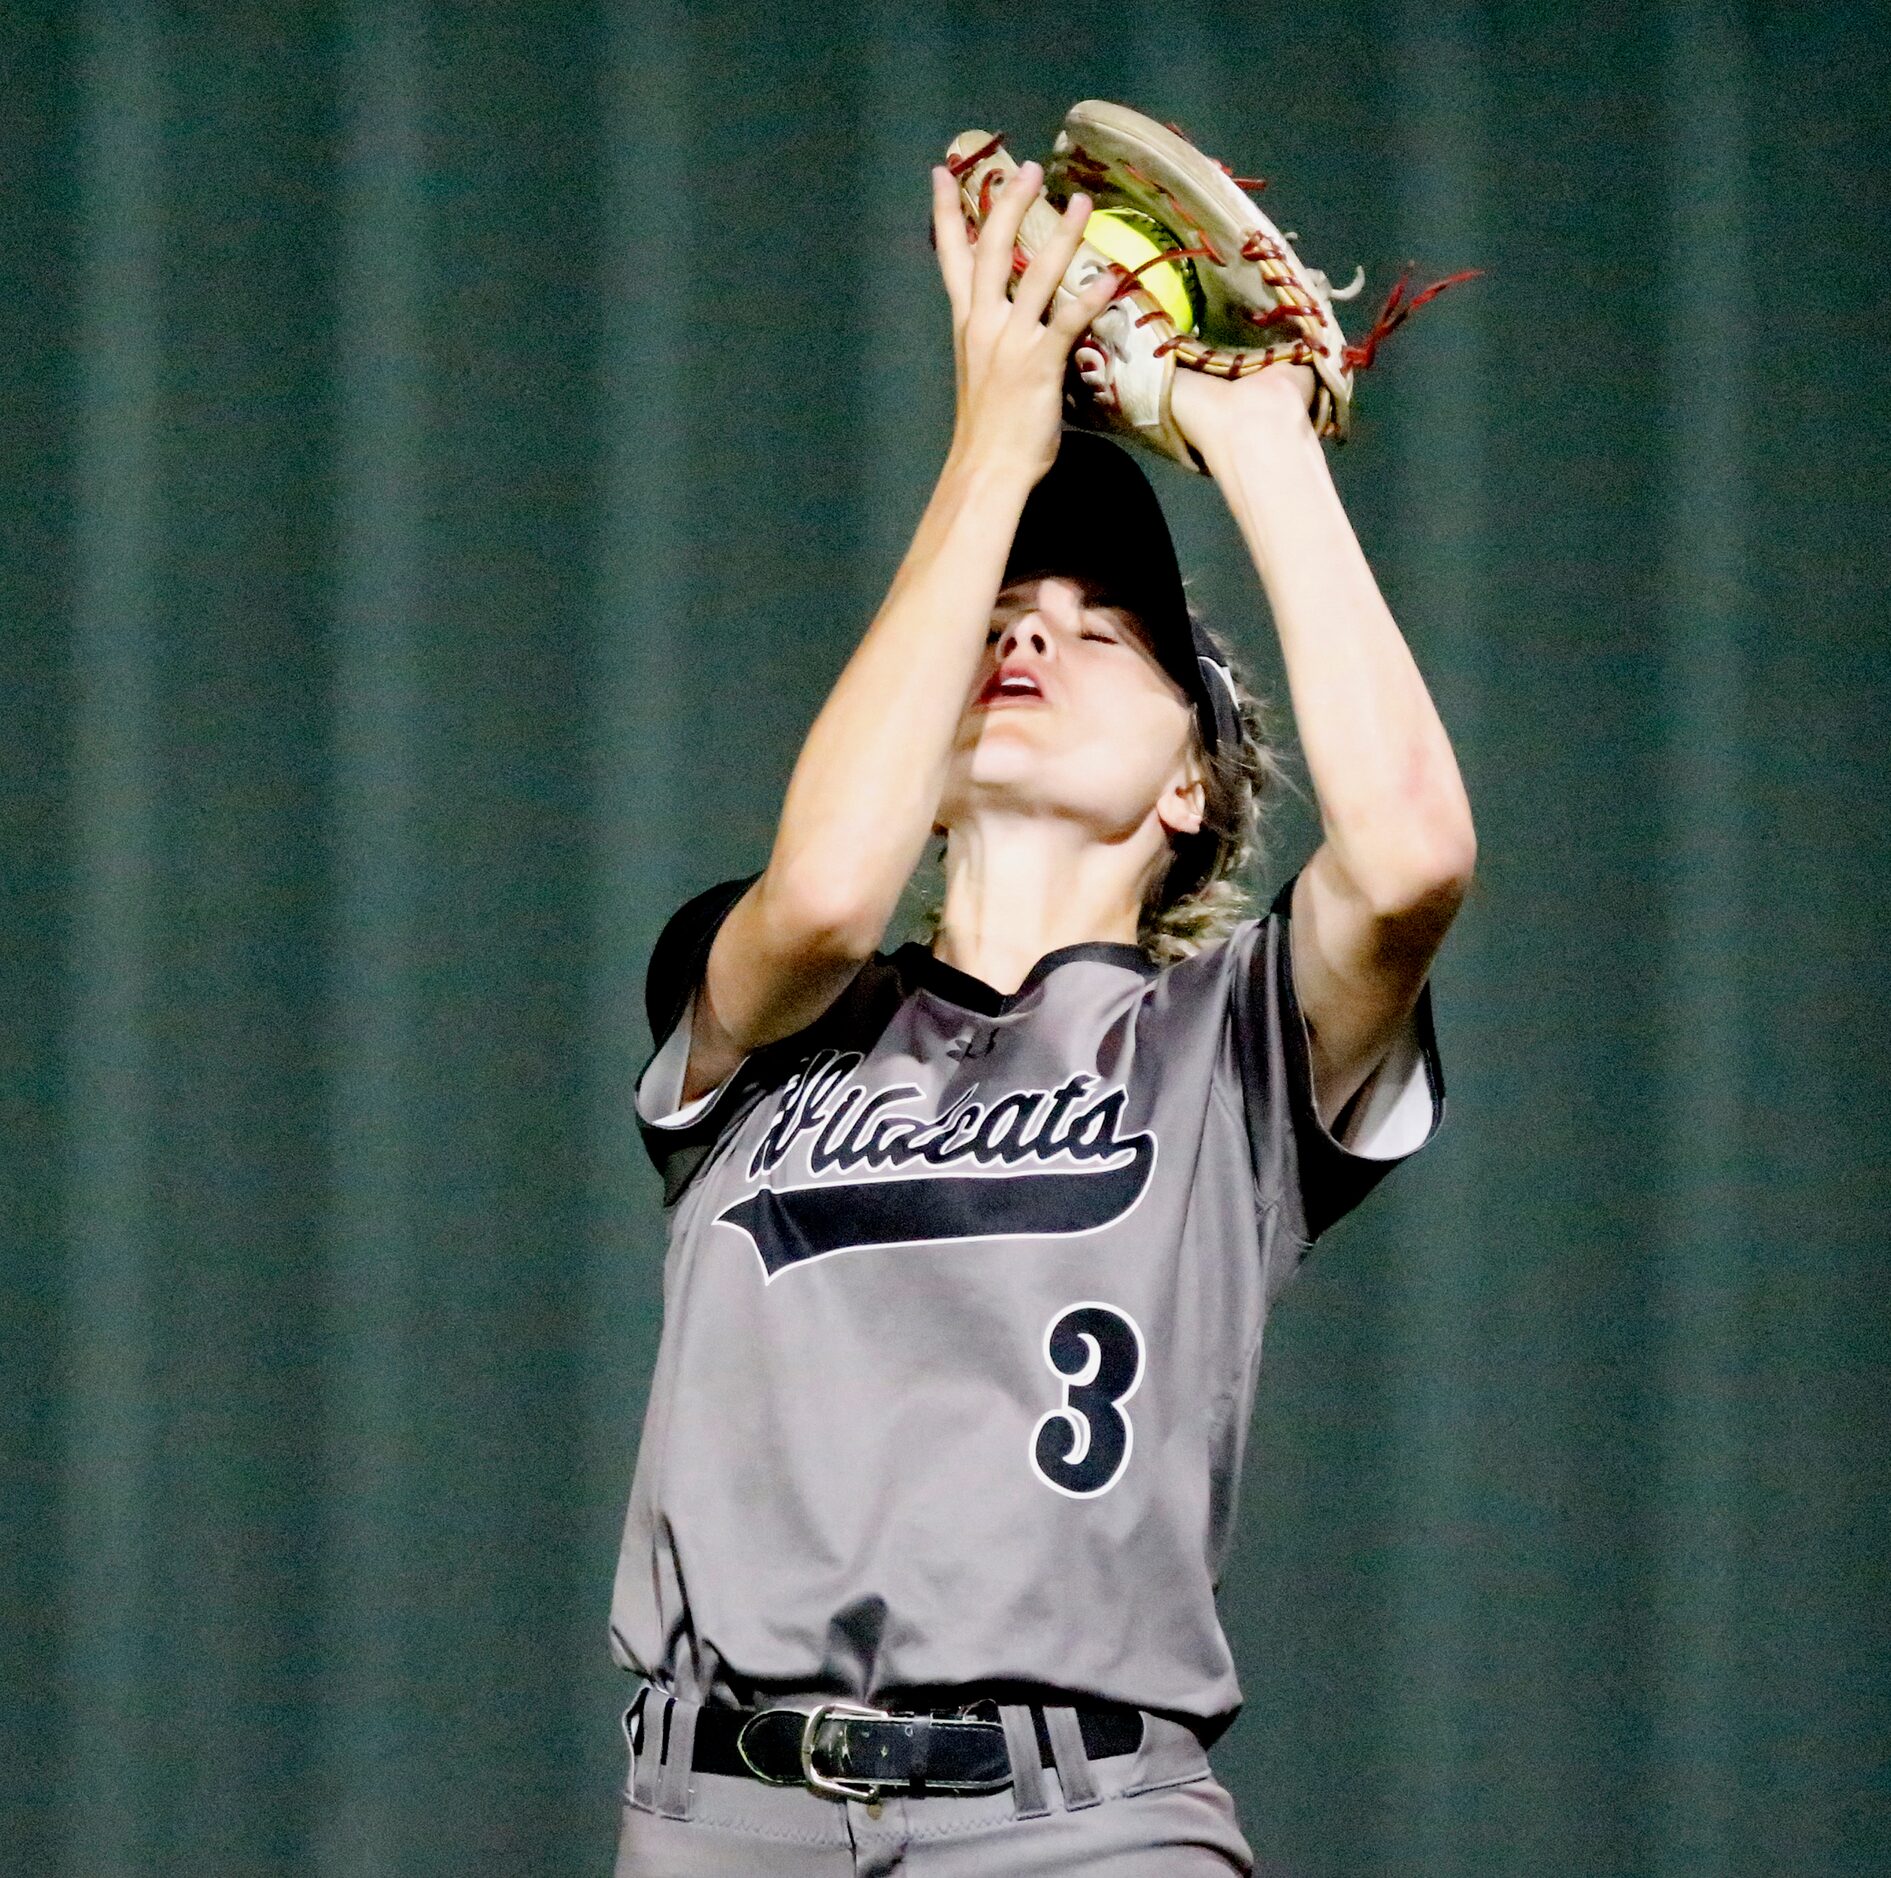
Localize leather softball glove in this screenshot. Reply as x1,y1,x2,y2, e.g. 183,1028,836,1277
947,100,1480,473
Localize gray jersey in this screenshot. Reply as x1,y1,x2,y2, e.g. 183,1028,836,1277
610,868,1444,1732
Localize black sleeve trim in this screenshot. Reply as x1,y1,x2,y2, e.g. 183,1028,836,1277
634,876,909,1208
1262,868,1448,1245
635,875,763,1204
643,874,758,1050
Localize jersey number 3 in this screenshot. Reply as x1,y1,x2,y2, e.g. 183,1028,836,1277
1030,1302,1144,1498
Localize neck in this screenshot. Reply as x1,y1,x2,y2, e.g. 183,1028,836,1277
933,814,1155,994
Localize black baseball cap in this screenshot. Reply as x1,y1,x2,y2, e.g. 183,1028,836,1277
1001,428,1240,755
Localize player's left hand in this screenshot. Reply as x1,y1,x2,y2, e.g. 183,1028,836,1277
1169,360,1318,465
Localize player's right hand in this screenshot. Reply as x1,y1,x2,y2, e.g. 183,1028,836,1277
930,159,1122,486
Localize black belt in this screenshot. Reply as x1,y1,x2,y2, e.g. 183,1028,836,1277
682,1696,1145,1801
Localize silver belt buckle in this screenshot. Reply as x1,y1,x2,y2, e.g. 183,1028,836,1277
775,1694,884,1792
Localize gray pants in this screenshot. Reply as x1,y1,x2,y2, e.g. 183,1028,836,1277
612,1682,1255,1876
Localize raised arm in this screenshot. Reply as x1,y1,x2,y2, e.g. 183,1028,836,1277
1170,366,1477,1132
679,162,1122,1103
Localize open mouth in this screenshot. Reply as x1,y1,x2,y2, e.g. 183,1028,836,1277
978,664,1046,707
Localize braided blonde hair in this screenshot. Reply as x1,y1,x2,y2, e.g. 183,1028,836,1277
1138,617,1291,964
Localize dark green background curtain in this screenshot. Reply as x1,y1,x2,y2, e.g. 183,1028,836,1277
4,4,1886,1874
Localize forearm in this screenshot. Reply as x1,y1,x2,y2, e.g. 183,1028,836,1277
760,441,1033,950
684,160,1112,1081
1197,391,1475,907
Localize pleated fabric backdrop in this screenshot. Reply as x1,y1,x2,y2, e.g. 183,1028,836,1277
3,4,1887,1874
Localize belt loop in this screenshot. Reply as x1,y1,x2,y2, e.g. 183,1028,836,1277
905,1713,933,1797
1043,1704,1101,1810
655,1692,701,1819
620,1685,649,1763
631,1688,670,1811
997,1704,1049,1818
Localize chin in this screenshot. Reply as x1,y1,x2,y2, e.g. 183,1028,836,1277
933,730,1038,824
974,727,1066,792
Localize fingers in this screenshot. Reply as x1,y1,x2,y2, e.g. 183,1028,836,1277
1047,262,1126,346
1008,190,1093,327
930,166,973,318
970,156,1042,306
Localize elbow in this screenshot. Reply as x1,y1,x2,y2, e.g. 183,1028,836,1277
1420,819,1477,906
1400,767,1478,905
1335,751,1477,924
1360,820,1476,934
756,864,890,970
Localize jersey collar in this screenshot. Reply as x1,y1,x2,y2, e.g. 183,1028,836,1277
898,940,1157,1017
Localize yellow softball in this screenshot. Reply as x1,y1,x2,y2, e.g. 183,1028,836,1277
1079,207,1202,334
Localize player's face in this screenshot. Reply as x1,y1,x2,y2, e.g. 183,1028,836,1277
939,574,1203,850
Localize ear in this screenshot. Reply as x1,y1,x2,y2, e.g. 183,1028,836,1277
1156,766,1205,840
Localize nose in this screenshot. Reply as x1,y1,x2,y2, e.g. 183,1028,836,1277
999,618,1050,660
999,577,1081,660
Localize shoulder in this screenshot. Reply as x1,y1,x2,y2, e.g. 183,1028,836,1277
1156,874,1294,973
643,874,758,1042
1143,879,1290,1009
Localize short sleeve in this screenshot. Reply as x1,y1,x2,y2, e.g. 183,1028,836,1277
634,875,759,1203
1232,869,1447,1248
632,875,908,1207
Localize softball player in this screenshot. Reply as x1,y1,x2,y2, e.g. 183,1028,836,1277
608,159,1473,1875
